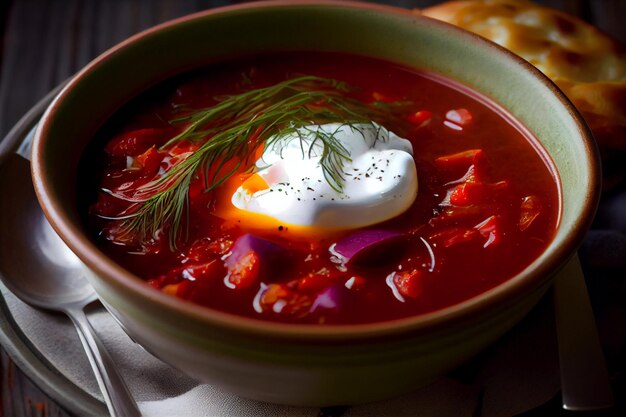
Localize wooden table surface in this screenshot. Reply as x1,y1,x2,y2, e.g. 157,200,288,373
0,1,625,416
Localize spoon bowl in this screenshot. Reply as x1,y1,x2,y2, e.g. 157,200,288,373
0,159,90,307
0,153,140,417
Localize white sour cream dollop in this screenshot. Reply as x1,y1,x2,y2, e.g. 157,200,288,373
231,123,418,229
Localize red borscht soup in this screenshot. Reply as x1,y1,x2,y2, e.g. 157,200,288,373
81,52,560,325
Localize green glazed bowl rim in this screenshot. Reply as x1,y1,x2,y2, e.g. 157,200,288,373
32,0,601,341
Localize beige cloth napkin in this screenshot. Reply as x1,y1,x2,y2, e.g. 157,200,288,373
3,285,559,417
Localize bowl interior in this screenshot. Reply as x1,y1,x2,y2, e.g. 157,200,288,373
32,1,599,337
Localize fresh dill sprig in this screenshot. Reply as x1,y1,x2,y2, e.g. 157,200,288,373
105,75,412,249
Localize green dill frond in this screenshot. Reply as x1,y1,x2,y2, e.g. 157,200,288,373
108,75,412,249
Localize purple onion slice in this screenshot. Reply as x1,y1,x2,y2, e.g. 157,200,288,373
330,229,404,266
224,233,286,272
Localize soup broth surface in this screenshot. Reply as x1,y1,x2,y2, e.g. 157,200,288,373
82,52,560,324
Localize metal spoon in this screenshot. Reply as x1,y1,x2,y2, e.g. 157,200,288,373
553,256,614,411
0,153,141,417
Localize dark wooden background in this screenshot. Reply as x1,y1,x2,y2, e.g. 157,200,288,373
1,1,625,416
2,0,626,139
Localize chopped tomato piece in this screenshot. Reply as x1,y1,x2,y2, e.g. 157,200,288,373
445,108,473,126
408,110,432,127
519,196,542,231
449,182,481,206
105,128,174,157
134,146,163,177
435,149,485,171
393,270,423,299
226,250,260,290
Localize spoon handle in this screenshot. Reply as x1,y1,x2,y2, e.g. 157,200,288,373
65,307,141,417
553,255,614,411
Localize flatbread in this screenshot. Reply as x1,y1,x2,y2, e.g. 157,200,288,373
421,0,626,189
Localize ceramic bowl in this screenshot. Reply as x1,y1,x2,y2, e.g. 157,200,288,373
31,1,600,406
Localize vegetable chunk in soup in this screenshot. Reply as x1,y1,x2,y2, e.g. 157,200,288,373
81,52,560,324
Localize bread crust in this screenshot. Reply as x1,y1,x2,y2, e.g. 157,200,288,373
422,0,626,189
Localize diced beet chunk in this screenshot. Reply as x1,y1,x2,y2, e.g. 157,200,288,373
224,234,287,290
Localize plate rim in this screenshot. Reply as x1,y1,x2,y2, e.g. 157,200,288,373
0,85,107,416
